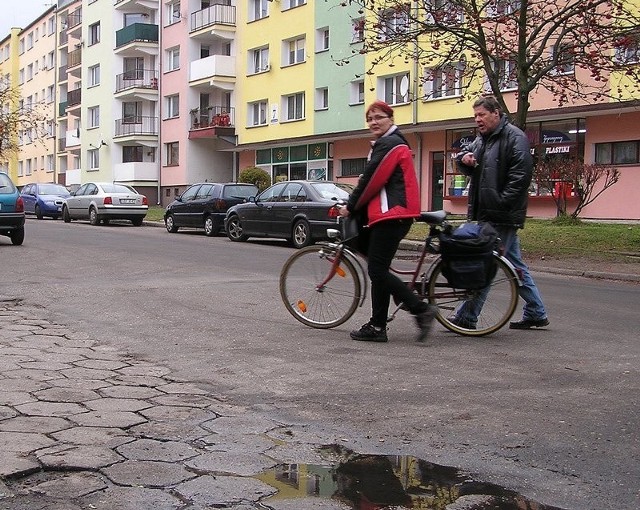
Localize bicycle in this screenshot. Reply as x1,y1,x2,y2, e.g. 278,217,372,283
279,210,522,337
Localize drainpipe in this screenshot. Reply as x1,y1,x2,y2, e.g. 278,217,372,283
411,0,423,201
156,4,162,205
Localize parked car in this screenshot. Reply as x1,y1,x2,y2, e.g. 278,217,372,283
164,182,258,236
224,180,354,249
62,182,148,226
21,182,71,220
0,172,25,245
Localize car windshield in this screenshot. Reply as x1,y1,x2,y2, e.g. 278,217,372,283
0,174,16,193
310,182,354,200
39,184,70,196
224,185,257,199
102,184,137,194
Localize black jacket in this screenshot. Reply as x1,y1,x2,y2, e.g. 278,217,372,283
456,115,533,228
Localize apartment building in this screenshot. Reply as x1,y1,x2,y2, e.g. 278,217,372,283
0,8,57,186
0,29,21,179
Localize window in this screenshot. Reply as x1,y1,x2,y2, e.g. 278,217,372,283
380,6,409,40
285,36,305,66
89,22,100,46
316,28,329,52
494,59,517,90
315,87,328,110
166,47,180,71
285,0,305,8
46,85,54,103
88,64,100,87
123,57,144,79
166,142,179,166
250,0,269,21
166,94,179,118
249,100,267,126
284,92,304,121
251,46,269,73
167,1,181,25
342,158,367,177
123,146,143,163
426,0,464,24
487,0,521,17
124,13,147,26
352,18,365,43
123,101,142,123
27,64,33,81
46,154,54,172
27,33,33,50
382,73,409,105
47,51,54,69
88,106,100,128
551,43,575,75
595,141,640,165
88,148,99,170
424,61,465,99
615,33,640,64
350,80,365,104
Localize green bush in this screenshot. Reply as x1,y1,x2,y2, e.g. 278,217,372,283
239,166,271,192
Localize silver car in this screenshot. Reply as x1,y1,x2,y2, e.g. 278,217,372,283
62,182,148,226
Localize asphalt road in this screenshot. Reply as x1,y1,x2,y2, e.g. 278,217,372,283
1,219,639,510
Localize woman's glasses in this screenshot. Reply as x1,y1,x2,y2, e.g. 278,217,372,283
366,115,390,123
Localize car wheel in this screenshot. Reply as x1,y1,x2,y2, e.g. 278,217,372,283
89,207,100,226
292,219,312,249
165,214,179,233
35,205,43,220
62,206,71,223
10,226,24,246
204,216,217,237
226,215,248,242
131,217,143,226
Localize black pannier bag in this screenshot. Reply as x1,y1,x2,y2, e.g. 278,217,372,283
439,222,499,289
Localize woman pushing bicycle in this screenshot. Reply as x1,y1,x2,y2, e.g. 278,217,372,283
337,100,436,343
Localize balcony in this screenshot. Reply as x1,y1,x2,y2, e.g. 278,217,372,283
189,55,235,90
115,23,159,56
58,102,67,117
114,116,158,139
65,168,81,186
67,89,81,107
115,69,159,101
67,48,82,76
65,12,82,37
58,138,67,152
189,106,235,139
114,0,158,11
58,31,68,47
58,65,68,82
65,129,81,148
113,161,158,182
190,4,236,40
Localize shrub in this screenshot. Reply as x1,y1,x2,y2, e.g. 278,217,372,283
239,166,271,192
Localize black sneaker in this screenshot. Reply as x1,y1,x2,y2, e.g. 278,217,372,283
350,322,388,342
415,305,437,343
447,315,477,330
509,317,550,330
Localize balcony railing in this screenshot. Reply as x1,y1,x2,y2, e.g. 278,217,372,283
66,13,82,30
59,31,68,46
58,102,67,116
116,23,159,48
115,116,158,137
67,89,81,107
67,48,82,68
115,69,159,92
190,106,235,129
190,4,236,32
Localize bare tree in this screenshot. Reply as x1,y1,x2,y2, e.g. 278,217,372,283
340,0,640,128
0,79,50,163
533,158,620,218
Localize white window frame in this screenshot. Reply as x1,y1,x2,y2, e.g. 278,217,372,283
284,0,305,10
486,0,521,17
315,87,329,110
249,100,267,126
250,0,269,21
250,46,269,74
88,64,100,87
283,92,304,121
88,22,100,46
284,36,305,66
166,47,180,71
382,73,410,105
351,18,365,43
316,27,329,52
494,59,517,90
350,80,365,105
614,34,640,65
550,43,575,76
165,141,179,166
166,94,179,118
167,1,181,25
381,7,409,40
423,61,465,99
88,148,100,170
88,106,100,128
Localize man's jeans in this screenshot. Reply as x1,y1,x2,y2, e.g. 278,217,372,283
454,226,547,325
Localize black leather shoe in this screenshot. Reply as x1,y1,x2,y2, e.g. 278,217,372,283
415,305,437,342
350,323,388,342
447,315,477,330
509,317,550,330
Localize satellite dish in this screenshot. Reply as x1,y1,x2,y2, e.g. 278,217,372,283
400,75,410,97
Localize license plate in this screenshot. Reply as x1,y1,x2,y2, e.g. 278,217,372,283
120,199,136,204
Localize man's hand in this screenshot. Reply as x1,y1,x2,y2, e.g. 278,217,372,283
461,153,477,167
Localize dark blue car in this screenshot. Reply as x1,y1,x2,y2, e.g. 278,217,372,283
20,182,70,220
0,172,25,245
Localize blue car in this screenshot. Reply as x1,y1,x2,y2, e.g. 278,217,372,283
0,172,25,245
21,182,70,220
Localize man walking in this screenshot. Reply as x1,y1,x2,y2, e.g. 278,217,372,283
454,95,549,329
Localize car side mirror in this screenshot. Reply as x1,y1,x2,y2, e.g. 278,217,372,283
249,196,256,203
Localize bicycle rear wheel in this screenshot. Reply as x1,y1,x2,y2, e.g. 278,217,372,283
426,255,518,336
280,245,362,329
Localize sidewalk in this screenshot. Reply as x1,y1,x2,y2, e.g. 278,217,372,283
0,296,306,509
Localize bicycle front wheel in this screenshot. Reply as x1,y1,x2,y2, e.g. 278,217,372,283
279,245,362,329
426,255,519,337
